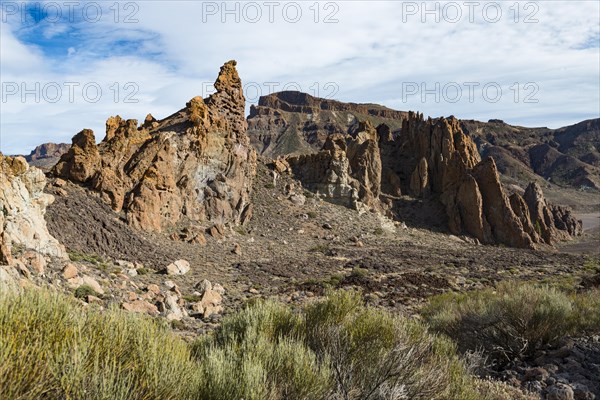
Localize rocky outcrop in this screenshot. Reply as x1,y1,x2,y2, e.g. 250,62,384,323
52,61,256,234
284,121,382,209
279,108,580,248
398,113,581,247
53,129,101,183
470,158,534,248
1,154,66,266
524,182,582,244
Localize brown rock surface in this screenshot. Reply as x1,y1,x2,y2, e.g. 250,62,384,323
471,158,534,248
524,182,582,244
285,122,382,209
52,61,256,233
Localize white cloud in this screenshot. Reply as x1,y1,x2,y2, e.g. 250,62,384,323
1,0,599,154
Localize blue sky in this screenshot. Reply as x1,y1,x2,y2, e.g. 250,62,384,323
1,0,599,154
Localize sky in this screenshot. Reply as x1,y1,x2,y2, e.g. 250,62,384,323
1,0,599,155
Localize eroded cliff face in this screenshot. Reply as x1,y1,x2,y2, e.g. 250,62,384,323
53,61,256,234
281,121,382,210
247,91,408,158
1,154,66,267
396,113,581,248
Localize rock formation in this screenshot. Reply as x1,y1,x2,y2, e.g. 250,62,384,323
0,153,66,266
283,121,382,209
53,61,256,234
523,182,582,244
398,113,581,248
275,108,581,248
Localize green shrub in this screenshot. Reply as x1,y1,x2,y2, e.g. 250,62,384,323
573,288,600,333
0,288,199,400
1,287,530,400
68,250,104,264
74,284,97,299
422,282,600,364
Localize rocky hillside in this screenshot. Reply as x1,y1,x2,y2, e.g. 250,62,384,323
461,118,600,191
52,61,256,236
0,153,66,287
24,143,71,171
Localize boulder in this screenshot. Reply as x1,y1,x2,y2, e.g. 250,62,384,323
166,259,190,276
122,300,159,316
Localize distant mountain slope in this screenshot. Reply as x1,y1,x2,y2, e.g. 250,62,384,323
247,91,600,192
24,143,71,171
460,119,600,191
247,91,407,158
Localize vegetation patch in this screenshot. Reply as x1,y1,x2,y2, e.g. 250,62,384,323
422,282,600,365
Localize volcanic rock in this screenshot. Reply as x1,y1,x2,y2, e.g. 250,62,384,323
285,122,382,209
52,61,256,234
24,142,71,170
0,154,66,264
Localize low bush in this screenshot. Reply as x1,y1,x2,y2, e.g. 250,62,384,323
193,289,495,400
422,281,600,365
74,284,97,299
1,287,532,399
0,288,199,399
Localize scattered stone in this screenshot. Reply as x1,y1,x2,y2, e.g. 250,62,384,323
126,268,138,277
61,263,78,279
209,224,226,240
122,300,159,316
164,280,176,290
232,243,242,255
289,193,306,206
525,367,550,382
190,233,207,246
248,288,260,295
212,283,225,295
165,293,185,321
322,223,333,230
86,295,102,304
546,384,575,400
200,288,223,318
19,251,46,275
146,283,160,295
55,188,68,197
195,279,212,294
166,259,190,275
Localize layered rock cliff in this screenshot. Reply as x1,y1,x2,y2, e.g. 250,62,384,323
53,61,256,234
248,91,408,158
